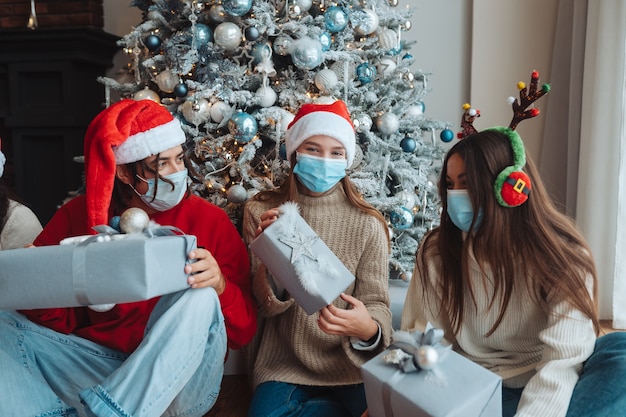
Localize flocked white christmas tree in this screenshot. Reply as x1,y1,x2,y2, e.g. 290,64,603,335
99,0,455,280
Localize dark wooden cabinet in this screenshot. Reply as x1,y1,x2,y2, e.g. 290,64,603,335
0,28,119,224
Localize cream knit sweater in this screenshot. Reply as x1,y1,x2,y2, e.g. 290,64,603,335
401,242,596,417
242,184,392,388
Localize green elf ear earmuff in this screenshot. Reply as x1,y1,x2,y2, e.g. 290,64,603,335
487,127,531,207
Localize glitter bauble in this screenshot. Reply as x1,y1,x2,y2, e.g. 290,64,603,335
119,207,150,234
376,112,400,135
214,22,242,51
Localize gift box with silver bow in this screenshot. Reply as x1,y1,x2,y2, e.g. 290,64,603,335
361,323,502,417
0,226,196,310
249,202,355,315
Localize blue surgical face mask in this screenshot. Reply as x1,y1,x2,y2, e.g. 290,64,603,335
293,153,347,193
134,169,188,211
446,189,483,232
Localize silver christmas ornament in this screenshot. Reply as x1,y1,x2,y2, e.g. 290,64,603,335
376,112,400,135
227,184,248,204
156,70,179,93
133,87,160,102
119,207,150,234
416,345,439,370
182,98,211,125
214,22,242,50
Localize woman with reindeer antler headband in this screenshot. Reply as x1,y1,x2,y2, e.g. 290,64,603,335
401,71,626,417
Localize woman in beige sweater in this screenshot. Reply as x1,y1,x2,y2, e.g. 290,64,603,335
243,100,392,417
402,128,626,417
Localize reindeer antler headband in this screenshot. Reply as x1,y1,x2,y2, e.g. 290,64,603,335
456,70,551,207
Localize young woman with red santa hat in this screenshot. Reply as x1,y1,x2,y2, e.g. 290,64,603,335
0,99,257,417
243,99,392,417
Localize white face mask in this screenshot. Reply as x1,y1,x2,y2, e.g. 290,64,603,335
134,169,188,211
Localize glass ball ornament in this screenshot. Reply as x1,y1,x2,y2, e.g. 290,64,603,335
364,91,378,104
173,82,188,98
210,100,231,123
416,345,439,370
181,98,211,126
388,0,399,6
222,0,252,17
324,6,348,33
354,113,373,133
376,112,400,135
376,58,397,78
244,26,260,42
291,38,324,70
251,41,273,65
273,35,294,56
228,111,258,143
356,62,377,84
227,184,248,204
395,190,416,209
353,8,380,36
156,70,179,94
193,23,213,45
319,32,332,51
208,4,226,22
133,87,160,102
400,136,417,153
214,22,242,51
389,206,414,230
440,128,455,143
314,68,339,92
256,85,277,108
119,207,150,234
144,34,162,51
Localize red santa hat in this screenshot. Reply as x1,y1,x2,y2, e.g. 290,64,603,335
83,99,186,231
284,100,356,167
0,138,5,178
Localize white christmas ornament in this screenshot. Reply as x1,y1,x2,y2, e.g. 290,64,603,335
133,87,160,102
256,85,277,108
227,184,248,204
416,345,439,370
210,100,231,123
377,28,399,50
376,112,400,135
354,113,372,133
404,104,424,117
119,207,150,233
296,0,312,11
314,95,336,104
155,70,179,93
181,98,212,125
314,68,338,92
354,9,380,36
214,22,242,50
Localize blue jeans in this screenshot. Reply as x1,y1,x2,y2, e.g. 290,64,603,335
502,332,626,417
0,287,226,417
248,381,367,417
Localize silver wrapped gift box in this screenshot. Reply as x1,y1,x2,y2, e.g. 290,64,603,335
249,202,355,315
362,327,502,417
0,234,196,310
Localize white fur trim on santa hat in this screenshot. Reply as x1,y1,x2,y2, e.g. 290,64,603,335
113,118,186,164
285,112,356,167
0,149,5,178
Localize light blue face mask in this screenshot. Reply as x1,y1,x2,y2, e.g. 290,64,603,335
293,153,347,193
135,169,188,211
446,189,483,232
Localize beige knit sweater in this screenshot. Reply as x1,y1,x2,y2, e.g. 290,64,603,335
401,242,596,417
0,200,42,250
242,184,392,388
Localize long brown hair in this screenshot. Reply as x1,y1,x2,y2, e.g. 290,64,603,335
418,129,599,336
253,154,390,245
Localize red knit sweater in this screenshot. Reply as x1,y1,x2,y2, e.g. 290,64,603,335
21,194,257,353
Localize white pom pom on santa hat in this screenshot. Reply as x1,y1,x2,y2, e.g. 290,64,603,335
83,99,186,231
284,99,356,167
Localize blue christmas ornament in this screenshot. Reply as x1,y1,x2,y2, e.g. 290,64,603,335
440,128,454,143
319,32,332,51
291,38,323,70
173,82,188,98
222,0,252,16
228,111,258,143
193,23,213,45
279,143,287,160
144,34,162,51
245,26,260,41
400,136,417,152
389,207,414,230
402,53,413,60
324,6,348,33
417,100,426,113
356,63,377,84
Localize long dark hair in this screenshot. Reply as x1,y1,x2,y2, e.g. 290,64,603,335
418,129,599,336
